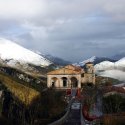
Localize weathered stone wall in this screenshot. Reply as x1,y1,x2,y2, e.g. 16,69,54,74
82,73,95,84
47,74,81,88
47,63,96,88
48,73,95,88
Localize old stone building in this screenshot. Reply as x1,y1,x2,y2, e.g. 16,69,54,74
47,62,95,89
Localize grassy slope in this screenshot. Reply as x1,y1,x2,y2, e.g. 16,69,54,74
0,66,47,91
0,73,40,106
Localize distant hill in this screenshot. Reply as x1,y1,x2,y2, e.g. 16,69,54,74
111,52,125,60
42,54,71,66
73,56,116,67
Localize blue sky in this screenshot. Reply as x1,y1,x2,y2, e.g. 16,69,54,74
0,0,125,62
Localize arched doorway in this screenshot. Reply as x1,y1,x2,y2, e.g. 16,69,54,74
71,77,78,88
62,77,68,87
51,77,58,87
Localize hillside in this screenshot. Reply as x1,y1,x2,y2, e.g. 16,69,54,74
74,56,116,67
0,38,52,67
42,54,71,66
0,73,40,105
0,38,55,76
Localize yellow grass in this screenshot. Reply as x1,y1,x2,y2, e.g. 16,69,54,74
0,73,40,106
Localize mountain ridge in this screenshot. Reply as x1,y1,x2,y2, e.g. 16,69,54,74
95,57,125,81
0,38,52,67
73,56,116,67
42,54,71,66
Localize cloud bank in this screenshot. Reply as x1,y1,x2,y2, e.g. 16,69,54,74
0,0,125,62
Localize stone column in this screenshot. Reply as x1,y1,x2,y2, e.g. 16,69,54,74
67,78,70,88
68,79,71,88
77,75,81,88
59,78,63,87
47,75,51,87
78,80,81,88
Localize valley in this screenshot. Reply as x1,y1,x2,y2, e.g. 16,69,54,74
0,38,125,125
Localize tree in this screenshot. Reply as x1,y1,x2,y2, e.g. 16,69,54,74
103,94,125,114
82,84,97,111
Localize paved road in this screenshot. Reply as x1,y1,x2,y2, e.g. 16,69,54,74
71,89,77,97
62,102,81,125
61,89,81,125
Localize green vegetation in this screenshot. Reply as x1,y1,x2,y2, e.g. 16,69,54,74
0,100,2,114
103,94,125,114
0,66,47,92
1,88,66,125
95,76,121,86
82,84,97,111
30,89,67,125
0,67,67,125
0,72,67,125
0,116,12,125
0,73,40,106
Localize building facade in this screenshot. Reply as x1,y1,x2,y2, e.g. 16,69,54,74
47,63,95,89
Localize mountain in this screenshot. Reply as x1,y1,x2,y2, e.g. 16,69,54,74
74,56,125,81
95,57,125,71
74,56,116,67
0,38,52,67
96,70,125,81
42,54,71,66
0,38,53,77
111,52,125,60
95,57,125,81
94,61,115,71
73,56,96,66
115,57,125,69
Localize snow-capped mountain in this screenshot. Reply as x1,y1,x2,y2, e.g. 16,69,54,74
94,61,115,71
32,51,71,66
74,55,125,81
97,70,125,81
0,38,52,67
74,56,116,67
95,57,125,71
95,57,125,81
74,56,96,66
115,57,125,68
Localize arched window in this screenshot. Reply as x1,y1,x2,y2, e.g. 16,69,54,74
62,77,67,87
51,77,58,87
71,77,78,88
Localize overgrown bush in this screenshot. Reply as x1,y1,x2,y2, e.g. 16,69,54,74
2,88,67,125
103,94,125,114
